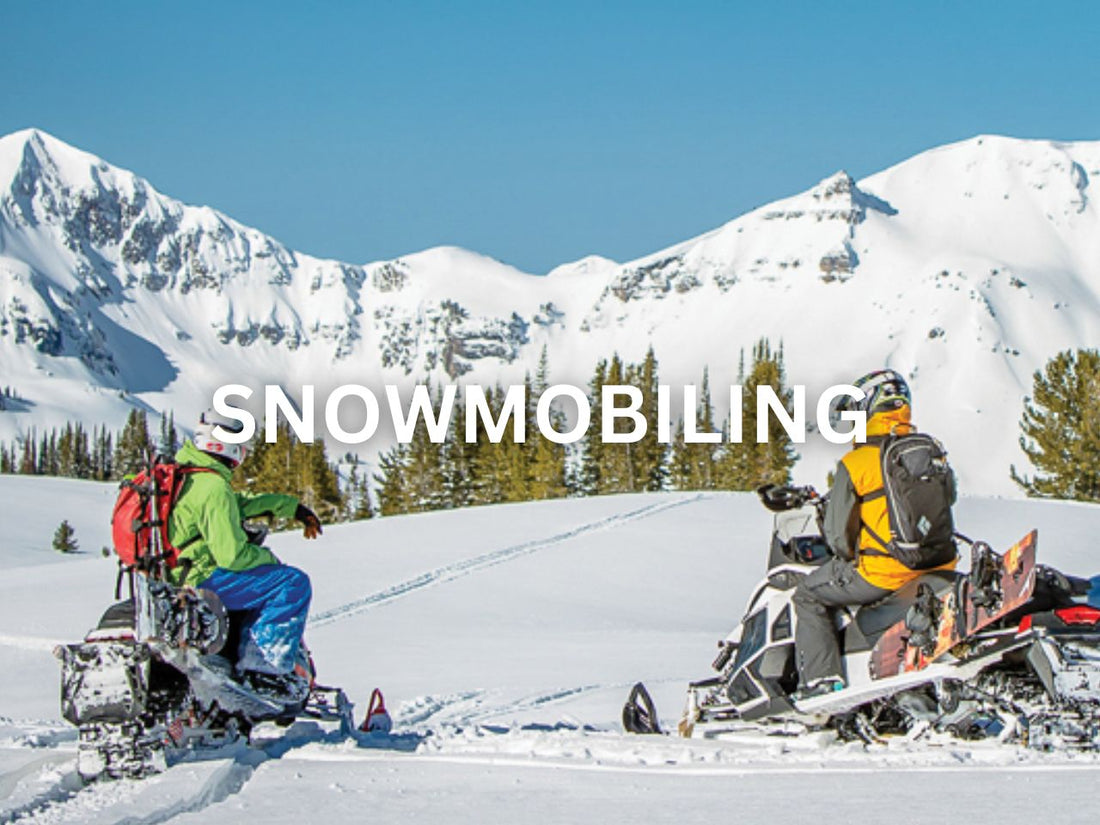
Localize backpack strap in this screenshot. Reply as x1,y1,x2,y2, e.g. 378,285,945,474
857,520,893,558
853,481,888,558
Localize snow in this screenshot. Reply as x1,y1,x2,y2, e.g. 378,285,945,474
2,477,1100,822
0,477,116,569
4,130,1100,497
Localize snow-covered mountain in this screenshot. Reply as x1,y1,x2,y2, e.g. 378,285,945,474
2,128,1099,493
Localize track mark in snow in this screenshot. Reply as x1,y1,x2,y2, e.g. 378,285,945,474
0,635,64,653
0,768,91,825
282,747,1100,778
394,682,636,731
0,732,329,825
110,752,262,825
0,753,75,803
311,494,707,627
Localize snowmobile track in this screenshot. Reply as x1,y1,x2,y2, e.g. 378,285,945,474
310,494,707,627
398,684,615,729
107,752,262,825
0,760,86,825
0,734,310,825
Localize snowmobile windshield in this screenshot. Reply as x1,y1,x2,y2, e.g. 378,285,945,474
731,609,768,674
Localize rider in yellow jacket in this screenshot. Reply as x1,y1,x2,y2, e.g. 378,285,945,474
792,370,957,699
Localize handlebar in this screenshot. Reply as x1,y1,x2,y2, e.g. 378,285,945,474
756,484,824,513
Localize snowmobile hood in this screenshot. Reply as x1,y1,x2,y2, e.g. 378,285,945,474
866,405,912,437
175,440,235,482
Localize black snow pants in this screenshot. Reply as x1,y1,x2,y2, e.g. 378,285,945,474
792,557,891,686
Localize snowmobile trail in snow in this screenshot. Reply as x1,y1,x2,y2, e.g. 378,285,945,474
0,751,250,825
0,634,65,653
0,726,338,825
397,683,620,729
310,494,707,627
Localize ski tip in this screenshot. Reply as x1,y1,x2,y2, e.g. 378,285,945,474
358,687,393,735
622,682,662,735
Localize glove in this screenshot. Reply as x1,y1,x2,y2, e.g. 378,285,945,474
295,504,323,539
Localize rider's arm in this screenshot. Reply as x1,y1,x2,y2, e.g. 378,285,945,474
824,463,859,561
199,483,279,571
235,491,300,522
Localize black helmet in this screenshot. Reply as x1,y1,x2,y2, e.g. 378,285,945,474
828,369,911,429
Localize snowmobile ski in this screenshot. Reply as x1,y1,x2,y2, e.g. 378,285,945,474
622,682,662,734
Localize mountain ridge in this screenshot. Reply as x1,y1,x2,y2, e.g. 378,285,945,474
2,128,1099,494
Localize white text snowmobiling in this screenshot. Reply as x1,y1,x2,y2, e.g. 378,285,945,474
55,518,363,782
623,484,1100,749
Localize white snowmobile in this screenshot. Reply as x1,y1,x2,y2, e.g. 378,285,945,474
623,485,1100,748
55,518,367,782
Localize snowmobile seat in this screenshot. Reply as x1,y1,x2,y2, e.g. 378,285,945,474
96,599,136,631
844,571,963,652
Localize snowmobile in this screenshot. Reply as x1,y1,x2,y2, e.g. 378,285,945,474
55,518,372,782
623,484,1100,749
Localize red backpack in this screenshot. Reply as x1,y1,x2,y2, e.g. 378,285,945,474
110,460,215,571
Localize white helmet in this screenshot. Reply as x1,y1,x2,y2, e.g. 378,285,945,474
194,410,248,467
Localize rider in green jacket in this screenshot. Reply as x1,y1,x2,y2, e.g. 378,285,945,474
170,411,323,698
169,439,299,588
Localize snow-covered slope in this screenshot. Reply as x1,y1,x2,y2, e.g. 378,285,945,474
2,129,1100,493
3,478,1100,822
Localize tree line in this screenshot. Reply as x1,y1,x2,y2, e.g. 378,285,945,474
0,340,801,520
373,340,799,515
0,410,179,480
3,345,1096,519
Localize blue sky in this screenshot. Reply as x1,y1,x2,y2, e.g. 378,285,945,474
4,1,1099,273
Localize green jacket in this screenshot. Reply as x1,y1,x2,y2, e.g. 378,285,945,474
168,440,300,587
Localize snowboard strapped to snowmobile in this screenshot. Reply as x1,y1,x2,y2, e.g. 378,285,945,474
57,452,379,782
624,484,1100,748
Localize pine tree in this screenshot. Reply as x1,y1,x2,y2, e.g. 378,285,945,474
53,520,79,553
91,425,114,480
750,340,797,486
233,423,344,523
667,419,692,490
159,411,179,454
297,440,345,521
468,385,512,505
114,409,153,478
57,423,91,478
399,407,448,511
669,369,719,490
375,443,413,516
440,395,476,508
579,359,608,494
599,355,635,493
526,348,568,500
714,339,796,490
1011,348,1100,501
634,346,667,492
347,465,375,520
18,432,37,475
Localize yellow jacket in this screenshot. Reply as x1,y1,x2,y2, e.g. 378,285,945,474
826,407,958,590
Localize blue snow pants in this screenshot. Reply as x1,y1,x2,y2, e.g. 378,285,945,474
201,564,312,675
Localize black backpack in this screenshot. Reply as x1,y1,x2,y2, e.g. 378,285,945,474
869,433,958,570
